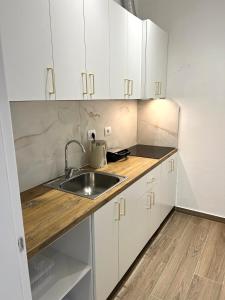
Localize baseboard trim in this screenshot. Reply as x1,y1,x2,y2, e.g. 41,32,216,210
175,206,225,223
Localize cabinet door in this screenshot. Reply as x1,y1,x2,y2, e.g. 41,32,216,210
127,12,142,99
160,159,171,218
135,192,152,253
144,19,168,99
135,165,163,253
109,0,128,99
168,153,177,207
50,0,87,100
0,44,32,299
84,0,110,99
148,165,164,233
93,198,119,300
155,27,168,98
118,184,139,279
160,155,177,218
0,0,54,101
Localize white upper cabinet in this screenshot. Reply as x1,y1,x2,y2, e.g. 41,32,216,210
109,0,142,99
143,19,168,99
0,0,55,101
0,0,153,101
49,0,87,100
127,12,142,99
50,0,110,100
109,0,127,99
84,0,110,99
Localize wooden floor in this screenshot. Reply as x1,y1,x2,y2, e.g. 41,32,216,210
110,211,225,300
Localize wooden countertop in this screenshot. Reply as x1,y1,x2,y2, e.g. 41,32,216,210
21,149,177,258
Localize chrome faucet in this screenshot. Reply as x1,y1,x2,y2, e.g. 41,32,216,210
65,139,86,179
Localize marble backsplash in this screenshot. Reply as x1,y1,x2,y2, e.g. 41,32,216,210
10,100,138,191
137,99,180,148
10,99,180,192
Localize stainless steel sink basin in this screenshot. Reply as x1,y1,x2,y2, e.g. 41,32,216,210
45,170,127,199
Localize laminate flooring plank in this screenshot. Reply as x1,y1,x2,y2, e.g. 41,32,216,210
160,212,191,240
218,284,225,300
111,213,224,300
185,275,222,300
190,215,212,229
152,220,209,299
196,222,225,283
116,233,177,300
146,296,159,300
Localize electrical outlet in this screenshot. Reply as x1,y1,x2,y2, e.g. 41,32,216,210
104,126,112,136
87,129,96,141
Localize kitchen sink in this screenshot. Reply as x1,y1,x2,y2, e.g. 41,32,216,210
45,170,127,199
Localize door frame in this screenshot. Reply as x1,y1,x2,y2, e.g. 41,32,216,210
0,33,32,300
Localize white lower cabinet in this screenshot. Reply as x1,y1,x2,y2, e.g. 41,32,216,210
93,198,119,300
160,153,177,218
118,183,143,279
136,165,164,255
135,192,153,255
93,155,177,300
63,272,92,300
28,217,93,300
168,153,178,207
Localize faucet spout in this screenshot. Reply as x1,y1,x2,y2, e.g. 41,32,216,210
65,139,86,179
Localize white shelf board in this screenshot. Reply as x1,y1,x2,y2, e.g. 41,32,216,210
31,248,91,300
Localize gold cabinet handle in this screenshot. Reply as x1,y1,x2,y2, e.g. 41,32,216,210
159,82,162,95
154,82,161,96
147,177,156,184
152,192,155,206
172,159,175,172
146,194,151,209
157,82,160,96
124,79,129,96
128,80,133,96
88,73,95,95
154,82,157,96
169,160,173,173
47,67,56,95
114,202,120,221
146,195,151,209
81,72,88,95
120,197,126,216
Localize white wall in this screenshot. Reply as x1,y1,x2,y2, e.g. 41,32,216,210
138,100,180,148
137,0,225,217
